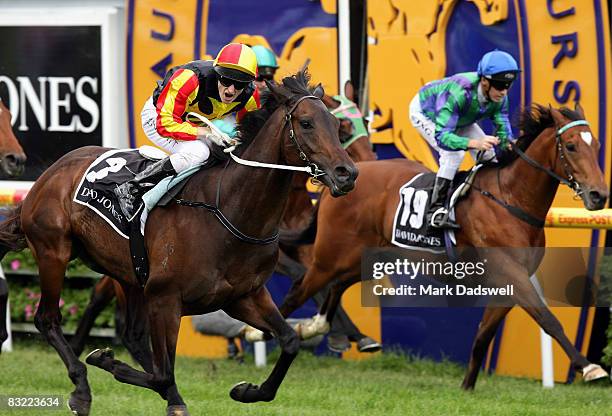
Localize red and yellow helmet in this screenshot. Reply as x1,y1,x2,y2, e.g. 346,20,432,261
213,43,257,82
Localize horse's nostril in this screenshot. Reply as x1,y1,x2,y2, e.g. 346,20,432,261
334,166,351,182
589,191,605,205
5,153,26,166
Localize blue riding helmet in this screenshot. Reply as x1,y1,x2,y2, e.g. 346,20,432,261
477,50,520,82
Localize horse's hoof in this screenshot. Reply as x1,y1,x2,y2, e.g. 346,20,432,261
229,381,275,403
243,326,265,342
167,404,190,416
582,364,609,383
67,394,91,416
85,347,114,367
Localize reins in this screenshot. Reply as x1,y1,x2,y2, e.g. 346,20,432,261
473,120,589,228
175,95,325,245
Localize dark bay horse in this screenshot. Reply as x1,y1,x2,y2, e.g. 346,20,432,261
0,70,357,415
0,99,27,353
68,81,377,360
276,103,610,388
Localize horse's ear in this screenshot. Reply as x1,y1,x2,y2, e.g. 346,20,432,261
268,80,290,103
549,105,565,126
299,58,311,74
312,83,325,99
343,80,355,101
574,101,586,118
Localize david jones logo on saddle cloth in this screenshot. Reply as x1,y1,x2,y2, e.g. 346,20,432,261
392,50,521,251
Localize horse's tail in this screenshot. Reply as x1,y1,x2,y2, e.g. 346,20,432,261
0,203,27,258
279,202,319,246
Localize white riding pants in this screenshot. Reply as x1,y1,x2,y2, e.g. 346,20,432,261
141,97,211,173
409,94,495,180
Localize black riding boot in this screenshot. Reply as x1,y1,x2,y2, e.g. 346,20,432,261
427,177,460,230
114,157,176,219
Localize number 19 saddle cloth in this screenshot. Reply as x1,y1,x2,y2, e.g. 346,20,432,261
391,171,471,253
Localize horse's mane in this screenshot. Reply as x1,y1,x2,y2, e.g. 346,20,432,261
495,104,583,167
236,69,316,147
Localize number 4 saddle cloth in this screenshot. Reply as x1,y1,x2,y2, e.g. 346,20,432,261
391,169,479,253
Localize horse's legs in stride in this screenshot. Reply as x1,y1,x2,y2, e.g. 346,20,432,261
514,279,607,380
279,263,335,318
225,285,300,403
117,283,154,373
461,305,512,390
31,238,92,415
70,275,116,356
86,294,187,415
0,278,8,353
319,277,358,325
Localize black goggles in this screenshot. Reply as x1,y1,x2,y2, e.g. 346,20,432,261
218,76,249,90
489,78,513,91
256,74,274,82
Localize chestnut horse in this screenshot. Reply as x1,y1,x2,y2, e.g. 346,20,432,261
68,82,377,360
0,99,27,353
276,103,610,388
0,70,357,415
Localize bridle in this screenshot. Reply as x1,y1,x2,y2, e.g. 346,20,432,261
475,120,589,228
283,95,326,177
511,119,588,198
176,94,334,244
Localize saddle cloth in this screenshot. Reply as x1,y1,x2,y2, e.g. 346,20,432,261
390,170,480,253
73,148,202,239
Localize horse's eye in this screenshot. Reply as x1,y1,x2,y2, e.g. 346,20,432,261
300,120,313,129
565,143,577,152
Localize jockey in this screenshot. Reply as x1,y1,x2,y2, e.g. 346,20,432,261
115,42,260,219
252,45,279,91
210,45,280,138
409,49,520,229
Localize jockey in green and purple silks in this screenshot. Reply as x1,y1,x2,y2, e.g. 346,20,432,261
409,49,520,229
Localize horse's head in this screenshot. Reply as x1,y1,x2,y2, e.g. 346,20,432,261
267,72,358,196
549,103,608,210
321,81,377,163
0,100,26,177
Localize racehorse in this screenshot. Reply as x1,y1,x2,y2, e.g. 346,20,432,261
0,100,26,177
276,103,610,388
0,69,358,415
68,81,377,360
0,99,27,353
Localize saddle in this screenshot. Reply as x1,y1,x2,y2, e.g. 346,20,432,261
391,165,482,253
74,146,220,286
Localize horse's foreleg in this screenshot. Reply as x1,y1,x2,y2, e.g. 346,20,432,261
278,264,332,318
85,293,186,415
32,241,91,416
225,285,300,403
275,249,307,281
0,278,8,353
320,277,357,323
461,305,512,390
70,275,116,356
517,282,609,382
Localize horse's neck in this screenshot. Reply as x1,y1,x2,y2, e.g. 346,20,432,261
499,129,560,220
222,110,294,237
